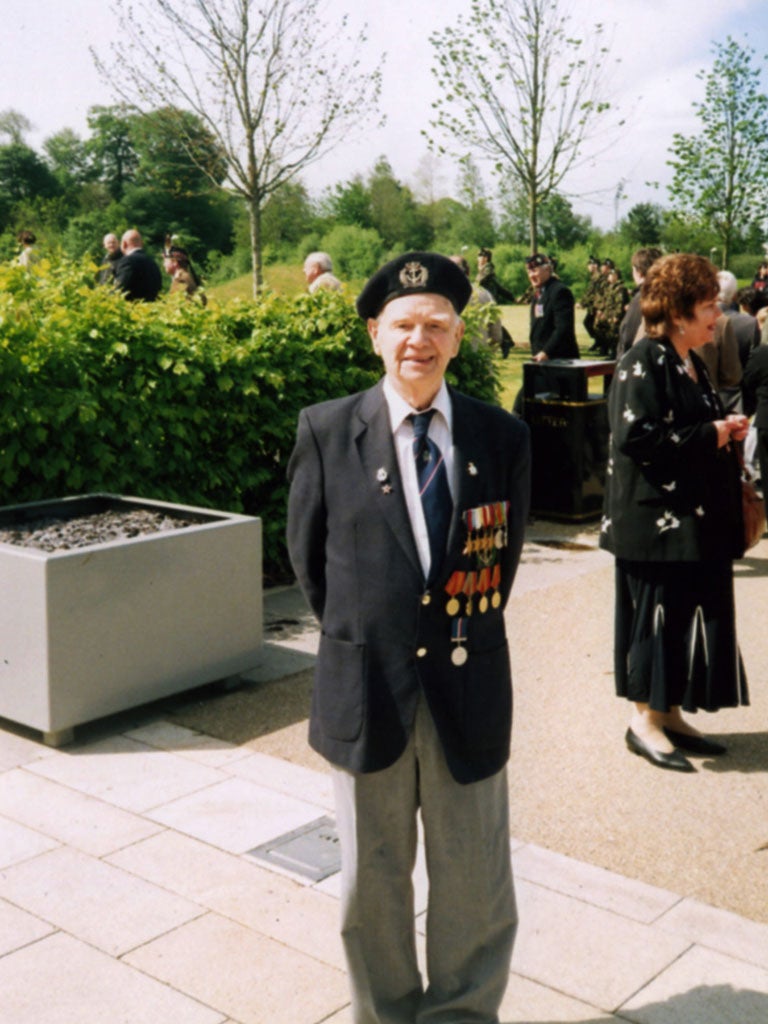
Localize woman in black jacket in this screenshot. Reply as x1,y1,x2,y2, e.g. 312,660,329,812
600,254,750,772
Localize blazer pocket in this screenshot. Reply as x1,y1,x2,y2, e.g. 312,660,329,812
316,633,366,742
462,641,512,750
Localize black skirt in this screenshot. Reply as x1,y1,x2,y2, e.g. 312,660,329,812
614,559,749,713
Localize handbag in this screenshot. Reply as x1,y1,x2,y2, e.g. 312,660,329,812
737,448,765,550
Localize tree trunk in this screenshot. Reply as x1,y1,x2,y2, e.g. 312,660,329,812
247,197,263,299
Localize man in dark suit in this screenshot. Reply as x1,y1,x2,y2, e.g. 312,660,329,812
287,252,530,1024
114,229,162,302
526,252,579,361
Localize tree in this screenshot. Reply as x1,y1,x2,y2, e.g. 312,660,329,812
619,203,663,247
43,129,92,196
667,36,768,268
95,0,384,296
0,109,34,145
86,105,139,203
429,0,617,252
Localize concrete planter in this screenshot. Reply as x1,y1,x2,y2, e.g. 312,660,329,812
0,494,262,745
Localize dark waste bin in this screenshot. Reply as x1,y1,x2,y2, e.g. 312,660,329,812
523,359,615,521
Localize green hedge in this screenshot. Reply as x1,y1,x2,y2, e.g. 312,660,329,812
0,257,499,581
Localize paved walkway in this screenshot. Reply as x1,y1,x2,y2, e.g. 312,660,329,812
1,522,768,1023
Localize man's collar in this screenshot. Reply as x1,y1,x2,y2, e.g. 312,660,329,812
382,377,452,432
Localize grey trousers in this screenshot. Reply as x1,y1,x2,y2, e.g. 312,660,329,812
332,698,517,1024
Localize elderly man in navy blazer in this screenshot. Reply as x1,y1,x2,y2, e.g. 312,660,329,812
287,252,531,1024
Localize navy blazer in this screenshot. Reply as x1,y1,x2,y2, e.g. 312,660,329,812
287,381,531,784
529,277,579,359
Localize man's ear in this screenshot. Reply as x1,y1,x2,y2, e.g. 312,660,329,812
368,317,380,354
452,318,465,356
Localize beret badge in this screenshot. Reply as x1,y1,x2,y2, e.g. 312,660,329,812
399,261,429,289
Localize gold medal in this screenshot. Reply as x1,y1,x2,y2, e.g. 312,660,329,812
479,595,489,614
446,597,461,616
492,592,502,609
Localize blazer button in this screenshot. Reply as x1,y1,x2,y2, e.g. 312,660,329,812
421,593,431,606
416,647,428,658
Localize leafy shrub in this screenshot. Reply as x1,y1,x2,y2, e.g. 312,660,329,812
0,256,499,581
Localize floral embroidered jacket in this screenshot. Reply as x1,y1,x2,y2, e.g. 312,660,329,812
600,335,744,562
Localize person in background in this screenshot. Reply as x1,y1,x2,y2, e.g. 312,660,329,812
751,260,768,292
526,253,579,363
98,233,123,286
717,271,760,369
287,251,530,1024
580,254,603,352
16,230,38,267
475,247,516,305
601,253,749,773
303,251,342,293
616,248,663,361
162,238,206,305
114,229,162,302
449,253,507,352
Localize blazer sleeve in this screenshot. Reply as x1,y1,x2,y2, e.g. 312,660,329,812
286,409,328,621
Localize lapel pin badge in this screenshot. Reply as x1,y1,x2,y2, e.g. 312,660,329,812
377,467,392,493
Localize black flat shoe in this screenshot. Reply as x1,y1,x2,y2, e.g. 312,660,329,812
625,728,696,773
663,728,727,756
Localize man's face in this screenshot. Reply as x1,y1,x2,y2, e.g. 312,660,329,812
303,260,320,284
368,293,464,408
104,235,119,255
527,262,551,290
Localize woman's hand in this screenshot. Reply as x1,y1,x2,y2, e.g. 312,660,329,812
715,415,750,447
726,413,750,442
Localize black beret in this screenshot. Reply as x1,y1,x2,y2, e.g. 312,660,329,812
477,247,493,259
356,251,472,320
525,253,549,267
588,254,600,264
601,257,615,269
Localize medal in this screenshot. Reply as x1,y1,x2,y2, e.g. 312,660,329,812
451,617,468,666
445,571,465,617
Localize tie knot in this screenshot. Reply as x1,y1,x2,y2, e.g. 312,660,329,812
410,410,435,443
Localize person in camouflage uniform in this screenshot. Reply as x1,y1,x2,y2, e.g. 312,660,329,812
594,263,629,358
580,255,603,350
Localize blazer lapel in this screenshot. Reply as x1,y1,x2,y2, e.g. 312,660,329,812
355,384,423,577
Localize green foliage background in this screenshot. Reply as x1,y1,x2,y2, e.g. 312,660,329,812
0,258,498,581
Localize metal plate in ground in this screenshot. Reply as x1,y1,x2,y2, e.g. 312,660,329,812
246,815,341,881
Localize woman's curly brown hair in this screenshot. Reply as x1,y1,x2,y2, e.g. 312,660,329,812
641,253,719,338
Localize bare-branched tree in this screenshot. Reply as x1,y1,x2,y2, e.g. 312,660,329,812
94,0,384,295
428,0,618,252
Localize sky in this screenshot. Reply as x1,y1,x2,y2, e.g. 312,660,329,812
2,0,768,231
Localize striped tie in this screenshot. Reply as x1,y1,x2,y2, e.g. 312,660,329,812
410,410,452,583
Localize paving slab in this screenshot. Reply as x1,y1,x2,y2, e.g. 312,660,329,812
511,843,681,924
0,931,225,1024
146,775,326,853
618,945,768,1023
655,896,768,971
0,814,60,868
0,846,203,956
511,879,691,1012
0,898,54,957
123,911,349,1024
0,767,162,856
25,734,225,812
